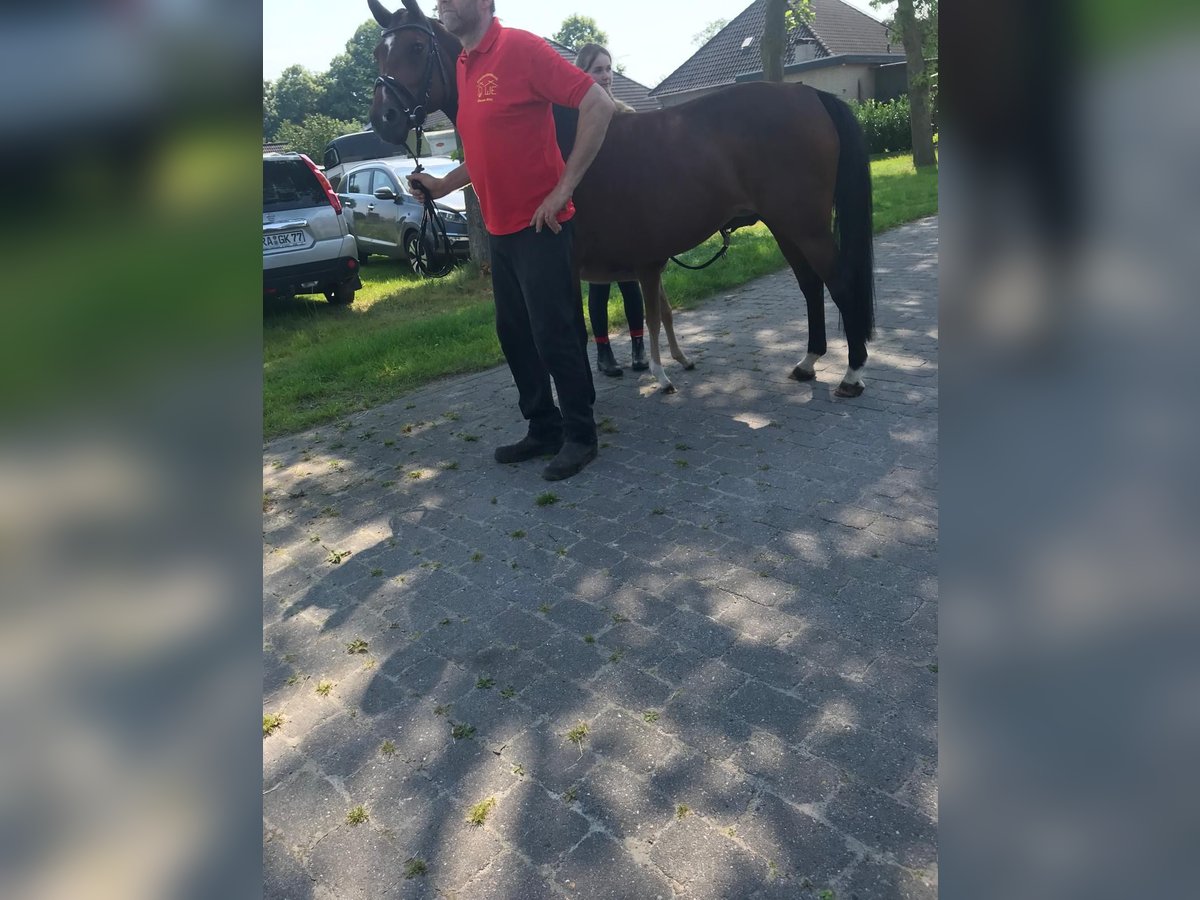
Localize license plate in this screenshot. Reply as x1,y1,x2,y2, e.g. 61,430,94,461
263,230,308,250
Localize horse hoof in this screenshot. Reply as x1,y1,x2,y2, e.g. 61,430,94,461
683,361,696,371
835,381,864,398
790,366,816,382
662,383,677,395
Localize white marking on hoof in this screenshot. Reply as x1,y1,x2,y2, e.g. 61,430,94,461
835,366,866,397
800,352,822,372
650,360,672,390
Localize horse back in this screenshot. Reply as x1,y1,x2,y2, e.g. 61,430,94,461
569,82,840,271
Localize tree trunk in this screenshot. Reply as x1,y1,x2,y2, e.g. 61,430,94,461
761,0,786,83
464,186,490,274
896,0,936,167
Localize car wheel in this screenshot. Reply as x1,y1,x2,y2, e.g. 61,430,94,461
324,280,355,306
404,230,433,277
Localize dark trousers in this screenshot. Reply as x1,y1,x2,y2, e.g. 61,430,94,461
588,281,645,341
489,222,596,446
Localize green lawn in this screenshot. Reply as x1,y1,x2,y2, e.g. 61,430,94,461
264,152,937,439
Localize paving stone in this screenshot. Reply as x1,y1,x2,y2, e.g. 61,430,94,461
343,757,442,841
732,729,844,806
304,822,432,900
488,779,591,865
574,757,676,844
500,726,599,794
418,734,521,803
659,690,752,762
721,637,808,691
806,722,917,792
651,747,756,824
734,791,856,886
825,782,938,870
842,858,939,900
534,637,609,681
659,607,736,656
649,814,768,898
263,218,940,900
299,710,388,781
555,831,676,900
728,679,822,745
587,661,674,712
588,705,681,775
262,769,346,852
459,850,561,900
263,831,316,900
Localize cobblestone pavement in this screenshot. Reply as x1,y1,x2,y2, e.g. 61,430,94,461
263,217,938,899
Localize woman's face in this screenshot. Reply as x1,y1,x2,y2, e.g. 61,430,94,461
584,53,613,94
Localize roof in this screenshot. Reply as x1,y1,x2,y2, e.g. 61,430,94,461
650,0,902,98
543,37,659,112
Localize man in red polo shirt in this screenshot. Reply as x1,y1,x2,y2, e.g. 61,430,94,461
409,0,615,481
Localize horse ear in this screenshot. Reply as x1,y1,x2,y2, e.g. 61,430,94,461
400,0,429,23
368,0,393,28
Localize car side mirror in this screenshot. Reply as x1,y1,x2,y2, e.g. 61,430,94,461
373,187,398,201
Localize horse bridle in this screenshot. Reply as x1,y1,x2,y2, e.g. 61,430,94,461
374,21,449,132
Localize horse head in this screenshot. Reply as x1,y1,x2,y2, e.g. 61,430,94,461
368,0,460,146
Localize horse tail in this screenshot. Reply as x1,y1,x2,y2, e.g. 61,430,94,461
816,90,875,341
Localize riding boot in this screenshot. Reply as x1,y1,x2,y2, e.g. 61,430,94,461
596,342,623,377
629,336,649,371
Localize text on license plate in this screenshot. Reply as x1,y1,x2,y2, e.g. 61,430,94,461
264,231,307,250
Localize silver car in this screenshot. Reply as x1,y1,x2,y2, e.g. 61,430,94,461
337,157,470,276
263,152,361,305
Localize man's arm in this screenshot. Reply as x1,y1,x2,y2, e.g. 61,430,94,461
408,162,471,203
530,83,614,233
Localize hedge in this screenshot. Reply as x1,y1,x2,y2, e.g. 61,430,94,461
850,97,912,155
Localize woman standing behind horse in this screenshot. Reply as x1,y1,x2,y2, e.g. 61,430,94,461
573,43,648,377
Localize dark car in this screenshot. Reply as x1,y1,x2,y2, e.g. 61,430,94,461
337,157,470,276
263,152,361,305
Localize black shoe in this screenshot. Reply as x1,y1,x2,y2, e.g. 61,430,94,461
596,343,623,377
542,441,598,481
630,336,649,371
494,433,564,464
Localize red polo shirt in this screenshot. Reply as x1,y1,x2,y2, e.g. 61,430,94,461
456,18,596,236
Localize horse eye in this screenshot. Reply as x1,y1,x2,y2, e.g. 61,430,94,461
411,42,425,55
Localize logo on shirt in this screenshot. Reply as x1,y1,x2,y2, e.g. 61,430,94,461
476,73,498,102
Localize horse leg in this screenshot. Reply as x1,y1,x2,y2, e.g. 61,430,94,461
656,274,694,371
636,265,675,393
771,237,827,381
791,230,868,397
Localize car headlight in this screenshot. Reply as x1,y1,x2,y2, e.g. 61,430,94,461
436,208,466,224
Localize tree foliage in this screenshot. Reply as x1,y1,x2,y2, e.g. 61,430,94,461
263,81,280,140
272,65,326,129
692,18,728,47
274,114,360,161
319,20,380,125
552,14,609,51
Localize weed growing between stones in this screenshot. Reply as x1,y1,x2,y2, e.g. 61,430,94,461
466,797,495,826
346,805,368,825
263,713,284,736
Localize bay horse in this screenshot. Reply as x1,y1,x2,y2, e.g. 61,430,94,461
367,0,875,397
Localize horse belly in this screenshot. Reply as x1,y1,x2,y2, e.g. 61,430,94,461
572,198,738,277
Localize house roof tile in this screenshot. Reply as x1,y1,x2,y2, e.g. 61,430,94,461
650,0,900,98
544,37,660,111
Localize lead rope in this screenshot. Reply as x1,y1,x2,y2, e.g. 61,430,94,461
669,227,733,270
406,127,456,278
